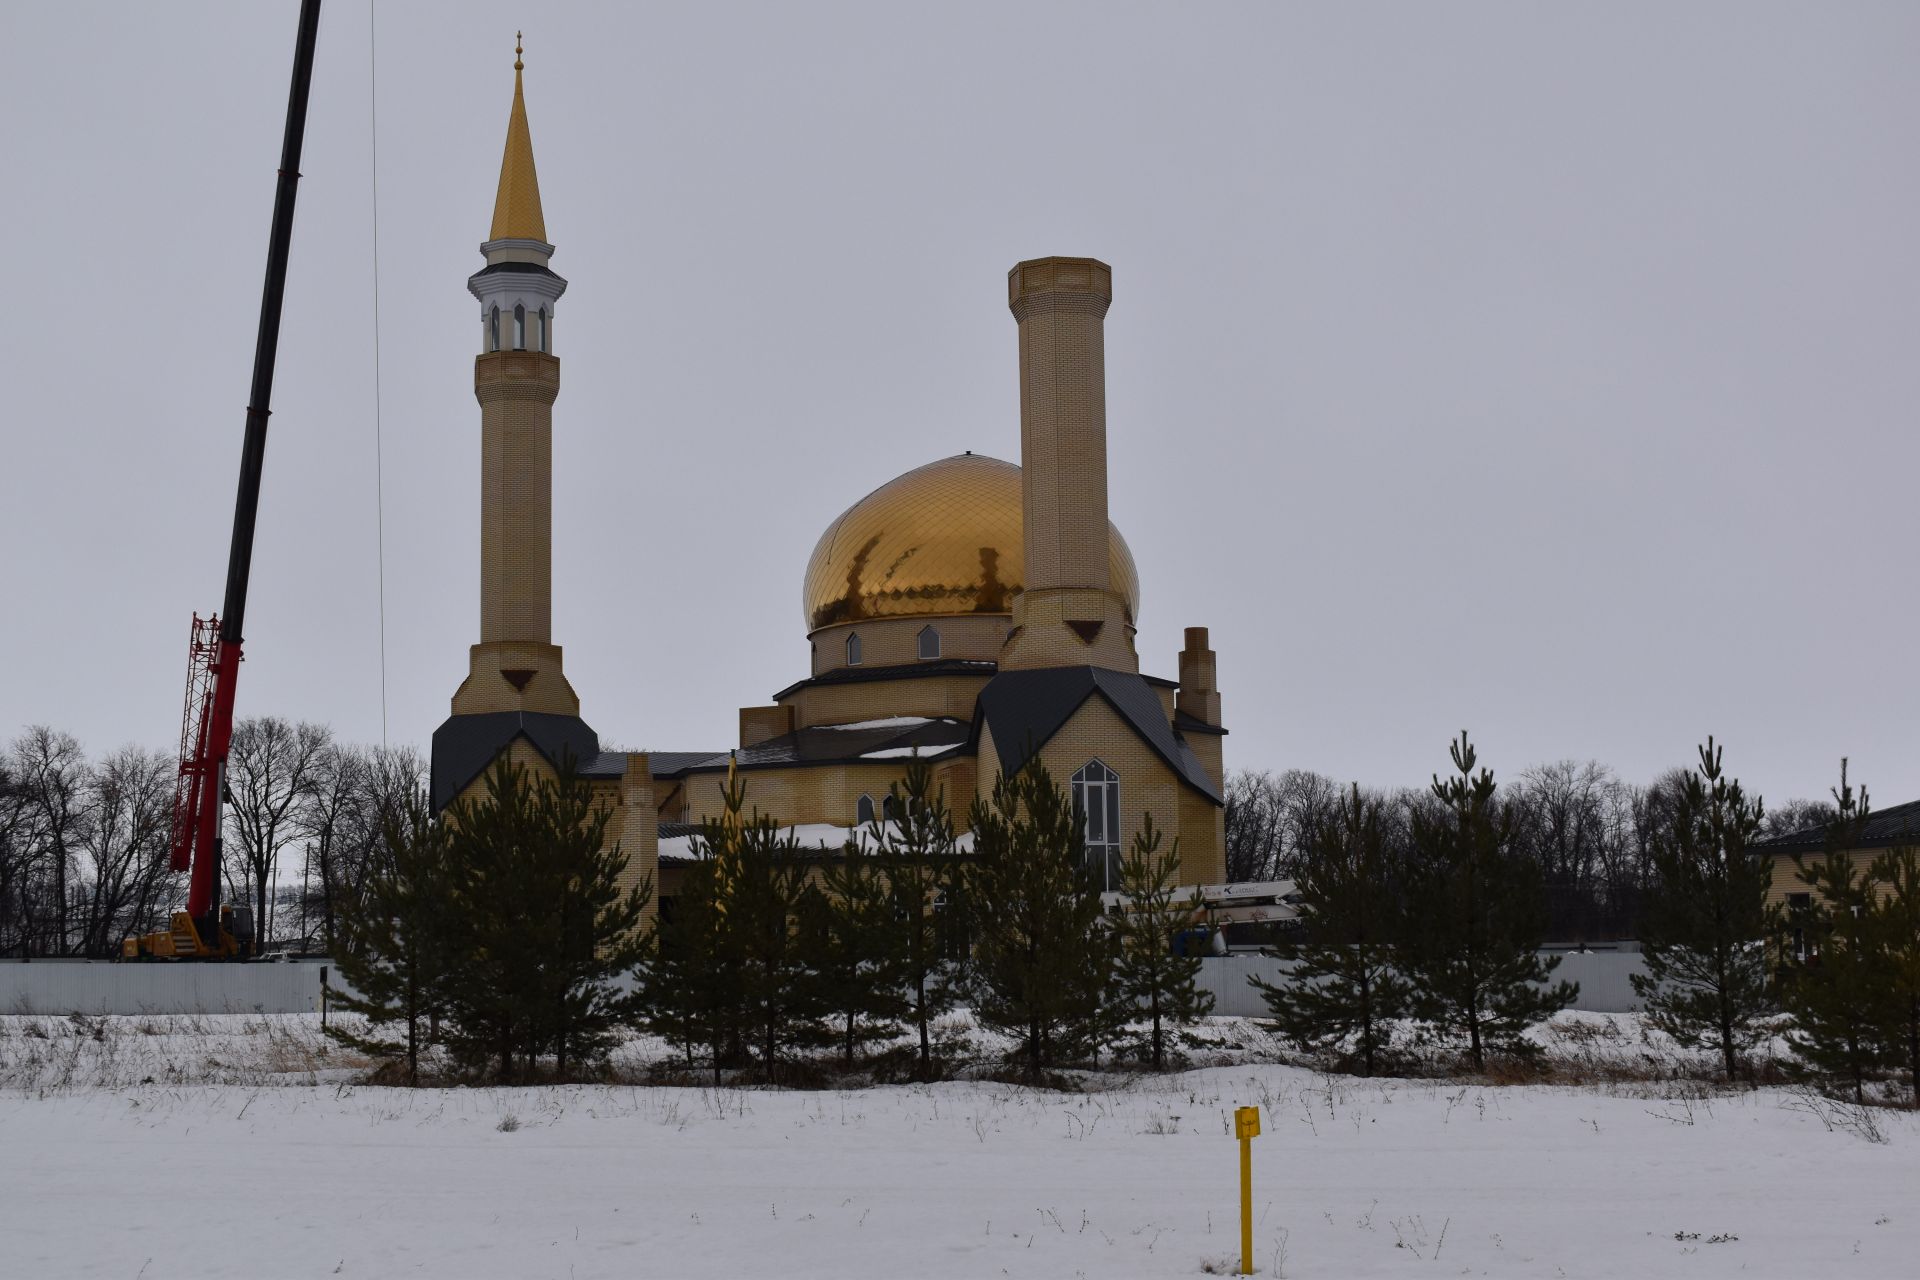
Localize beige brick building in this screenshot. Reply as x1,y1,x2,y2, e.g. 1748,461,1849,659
431,54,1230,906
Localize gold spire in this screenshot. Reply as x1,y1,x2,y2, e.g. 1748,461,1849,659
489,33,547,242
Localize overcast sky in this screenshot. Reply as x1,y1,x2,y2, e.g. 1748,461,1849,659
2,1,1915,808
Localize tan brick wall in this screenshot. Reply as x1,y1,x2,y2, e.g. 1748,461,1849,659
450,640,580,716
1001,587,1137,671
738,704,794,748
1766,849,1906,911
474,350,559,646
810,615,1009,676
783,674,991,730
682,762,953,830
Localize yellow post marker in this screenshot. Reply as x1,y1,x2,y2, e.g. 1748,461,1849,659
1234,1105,1261,1274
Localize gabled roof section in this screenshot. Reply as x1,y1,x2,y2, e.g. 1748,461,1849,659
430,711,603,810
972,667,1222,804
1754,797,1920,854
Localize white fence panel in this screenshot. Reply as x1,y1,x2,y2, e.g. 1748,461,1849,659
4,950,1648,1018
1198,950,1647,1018
0,960,335,1015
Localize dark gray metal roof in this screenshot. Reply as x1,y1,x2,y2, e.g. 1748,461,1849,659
429,711,602,811
1174,710,1229,737
581,752,629,779
468,260,563,282
972,666,1223,805
647,751,731,778
1754,797,1920,853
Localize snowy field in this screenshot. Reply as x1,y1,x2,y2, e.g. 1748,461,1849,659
2,1014,1915,1279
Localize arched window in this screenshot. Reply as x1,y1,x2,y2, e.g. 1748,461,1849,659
489,306,501,352
512,303,526,350
917,625,941,660
883,795,900,823
537,306,549,353
1072,760,1123,891
846,632,863,666
856,794,876,826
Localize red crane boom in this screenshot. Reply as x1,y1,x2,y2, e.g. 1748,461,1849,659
164,0,324,949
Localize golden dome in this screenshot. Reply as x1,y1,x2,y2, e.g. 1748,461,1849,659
803,453,1140,632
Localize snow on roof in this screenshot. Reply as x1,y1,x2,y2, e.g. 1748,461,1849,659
818,715,948,731
658,821,975,863
860,744,963,760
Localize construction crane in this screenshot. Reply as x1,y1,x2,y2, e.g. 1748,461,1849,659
126,0,324,959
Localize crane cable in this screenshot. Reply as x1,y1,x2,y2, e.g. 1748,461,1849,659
368,0,390,747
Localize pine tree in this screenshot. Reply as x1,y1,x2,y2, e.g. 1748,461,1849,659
1778,767,1891,1103
1110,814,1215,1069
1398,733,1577,1071
803,839,907,1070
435,756,651,1082
324,789,452,1085
539,766,653,1079
871,760,967,1080
1868,843,1920,1106
1629,739,1774,1082
704,775,820,1082
639,854,734,1083
1253,782,1407,1076
966,760,1117,1077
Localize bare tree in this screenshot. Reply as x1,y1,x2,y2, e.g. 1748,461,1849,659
293,742,426,954
1759,796,1838,844
296,743,365,951
1225,769,1287,881
1509,760,1618,942
0,757,31,957
74,746,179,955
226,717,330,947
8,727,91,955
1224,768,1344,882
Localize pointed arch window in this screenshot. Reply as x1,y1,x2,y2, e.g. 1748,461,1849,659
489,306,501,352
846,632,863,666
856,794,876,826
537,306,549,353
883,795,901,824
917,625,941,660
512,303,526,350
1072,760,1123,891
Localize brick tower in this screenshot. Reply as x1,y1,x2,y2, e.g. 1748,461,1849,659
432,38,600,809
997,257,1138,672
450,37,575,718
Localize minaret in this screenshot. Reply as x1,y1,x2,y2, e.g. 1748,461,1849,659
449,36,579,719
999,257,1137,672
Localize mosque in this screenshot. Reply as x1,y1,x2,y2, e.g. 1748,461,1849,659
430,49,1229,902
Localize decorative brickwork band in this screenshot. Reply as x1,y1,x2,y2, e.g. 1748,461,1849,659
474,350,561,406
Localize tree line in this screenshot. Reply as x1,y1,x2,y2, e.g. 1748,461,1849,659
1226,756,1839,944
1259,733,1920,1106
0,721,421,957
333,756,1216,1085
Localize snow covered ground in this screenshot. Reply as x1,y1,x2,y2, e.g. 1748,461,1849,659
1,1014,1915,1279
